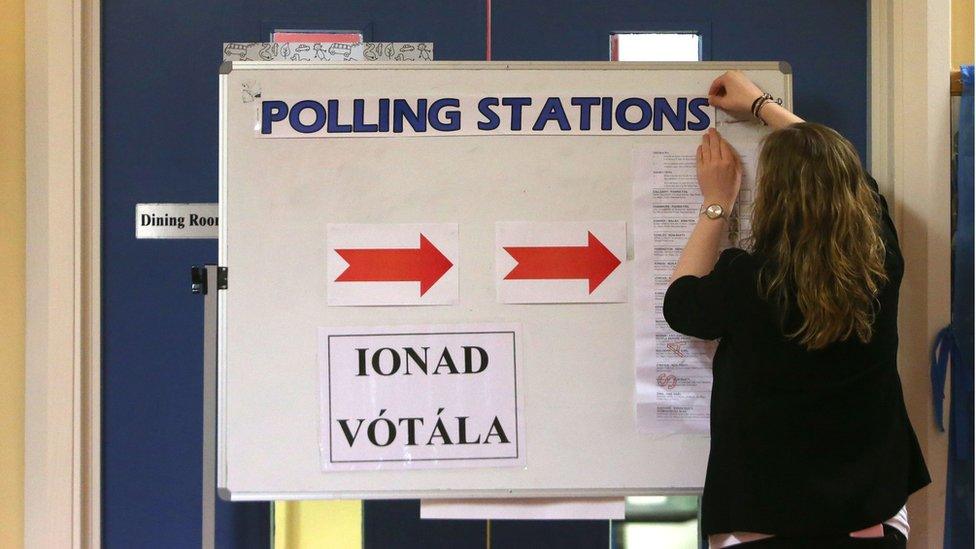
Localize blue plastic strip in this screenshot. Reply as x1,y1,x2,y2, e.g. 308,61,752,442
941,64,974,549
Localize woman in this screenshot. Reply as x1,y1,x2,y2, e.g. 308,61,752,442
663,71,931,548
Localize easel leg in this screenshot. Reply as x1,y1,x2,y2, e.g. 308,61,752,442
201,265,218,549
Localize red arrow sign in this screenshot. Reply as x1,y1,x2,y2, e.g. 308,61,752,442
335,234,453,296
503,231,622,293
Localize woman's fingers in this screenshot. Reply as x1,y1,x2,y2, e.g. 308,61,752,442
696,128,740,209
716,130,729,161
703,128,741,169
719,135,734,164
708,128,722,159
708,94,729,111
719,138,743,186
708,73,731,110
700,131,711,161
707,74,727,99
707,70,765,119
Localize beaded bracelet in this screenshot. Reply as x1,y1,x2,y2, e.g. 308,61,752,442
750,93,771,119
751,92,784,126
755,97,784,126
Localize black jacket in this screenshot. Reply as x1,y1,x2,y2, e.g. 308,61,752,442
663,176,930,537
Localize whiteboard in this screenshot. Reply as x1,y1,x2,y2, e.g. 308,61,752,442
218,61,792,501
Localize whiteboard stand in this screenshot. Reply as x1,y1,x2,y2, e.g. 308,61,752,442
217,61,792,501
193,265,226,549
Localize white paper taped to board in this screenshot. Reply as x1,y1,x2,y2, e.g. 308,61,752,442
326,223,459,306
631,141,760,434
256,95,715,138
496,221,627,304
318,323,525,471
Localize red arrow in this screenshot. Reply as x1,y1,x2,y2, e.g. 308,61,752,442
335,234,453,296
503,231,621,293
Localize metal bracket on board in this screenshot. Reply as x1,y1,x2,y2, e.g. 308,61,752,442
191,266,228,294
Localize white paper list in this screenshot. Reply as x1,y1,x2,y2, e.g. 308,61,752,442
632,141,758,434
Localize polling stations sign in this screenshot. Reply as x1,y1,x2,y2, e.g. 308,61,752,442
318,324,524,471
258,95,713,138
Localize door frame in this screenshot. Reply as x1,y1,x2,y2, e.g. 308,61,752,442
868,2,951,547
24,0,100,547
23,1,950,547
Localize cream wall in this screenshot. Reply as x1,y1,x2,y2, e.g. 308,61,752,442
953,0,974,67
275,501,363,549
0,0,25,546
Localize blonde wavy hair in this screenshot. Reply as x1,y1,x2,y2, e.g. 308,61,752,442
750,122,888,350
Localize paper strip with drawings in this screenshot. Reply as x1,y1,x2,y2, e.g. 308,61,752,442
632,141,759,434
222,42,433,62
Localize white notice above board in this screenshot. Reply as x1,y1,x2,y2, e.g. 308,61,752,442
218,61,791,501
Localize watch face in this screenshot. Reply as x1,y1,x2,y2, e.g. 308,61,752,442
705,204,724,219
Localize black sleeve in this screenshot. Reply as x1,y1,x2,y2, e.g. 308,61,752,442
864,173,898,244
863,173,904,272
662,248,748,340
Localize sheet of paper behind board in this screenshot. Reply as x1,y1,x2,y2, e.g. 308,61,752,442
420,498,625,520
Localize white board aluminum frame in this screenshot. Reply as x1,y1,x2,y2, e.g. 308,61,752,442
216,61,792,501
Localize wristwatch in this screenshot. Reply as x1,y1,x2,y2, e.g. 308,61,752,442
701,203,727,220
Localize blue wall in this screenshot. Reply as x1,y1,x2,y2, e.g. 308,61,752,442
491,1,868,160
101,2,867,547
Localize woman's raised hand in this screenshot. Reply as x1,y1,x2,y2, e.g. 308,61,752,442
707,70,764,120
696,128,742,212
708,70,804,129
